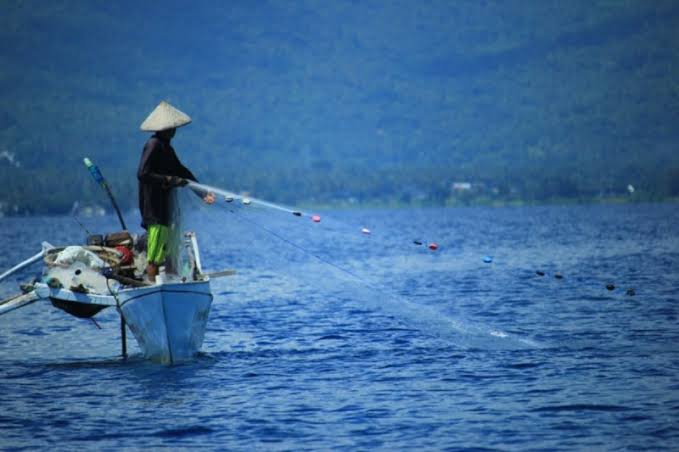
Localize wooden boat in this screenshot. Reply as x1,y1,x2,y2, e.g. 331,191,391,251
0,158,238,364
0,231,216,365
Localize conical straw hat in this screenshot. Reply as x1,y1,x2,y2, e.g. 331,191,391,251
140,101,192,132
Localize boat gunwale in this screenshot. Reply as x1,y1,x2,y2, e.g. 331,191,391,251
116,281,213,309
33,278,212,308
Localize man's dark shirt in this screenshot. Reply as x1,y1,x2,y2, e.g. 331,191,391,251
137,134,197,229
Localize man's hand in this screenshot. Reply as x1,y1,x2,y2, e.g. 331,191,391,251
164,176,188,188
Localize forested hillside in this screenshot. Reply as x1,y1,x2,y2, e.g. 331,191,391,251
1,0,678,214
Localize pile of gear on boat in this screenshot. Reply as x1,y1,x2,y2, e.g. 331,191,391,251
23,230,199,318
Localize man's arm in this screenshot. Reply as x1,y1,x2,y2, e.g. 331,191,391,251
167,148,198,182
176,162,198,183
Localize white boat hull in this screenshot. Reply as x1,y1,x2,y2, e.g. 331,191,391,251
33,279,213,365
118,280,213,364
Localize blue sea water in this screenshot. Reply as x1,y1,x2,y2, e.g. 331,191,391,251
1,203,678,450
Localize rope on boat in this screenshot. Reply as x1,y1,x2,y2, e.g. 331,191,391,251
106,277,128,359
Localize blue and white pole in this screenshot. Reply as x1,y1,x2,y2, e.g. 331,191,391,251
83,157,127,231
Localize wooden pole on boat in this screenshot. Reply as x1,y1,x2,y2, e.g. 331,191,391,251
121,316,127,359
83,157,127,231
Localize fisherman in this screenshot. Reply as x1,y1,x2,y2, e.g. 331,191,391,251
137,101,214,282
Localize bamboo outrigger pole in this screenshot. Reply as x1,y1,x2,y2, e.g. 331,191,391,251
0,242,54,284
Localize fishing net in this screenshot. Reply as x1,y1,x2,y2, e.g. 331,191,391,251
166,189,185,276
175,182,539,349
139,187,199,281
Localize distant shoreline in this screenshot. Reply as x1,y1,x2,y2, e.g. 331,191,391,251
297,194,679,211
2,196,677,218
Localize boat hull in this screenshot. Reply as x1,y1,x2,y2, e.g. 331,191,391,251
117,280,213,364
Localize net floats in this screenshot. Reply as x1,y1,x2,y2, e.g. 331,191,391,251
412,240,437,251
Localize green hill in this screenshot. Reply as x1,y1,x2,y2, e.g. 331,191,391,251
1,0,679,214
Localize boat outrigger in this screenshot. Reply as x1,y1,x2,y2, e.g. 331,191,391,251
0,158,223,365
